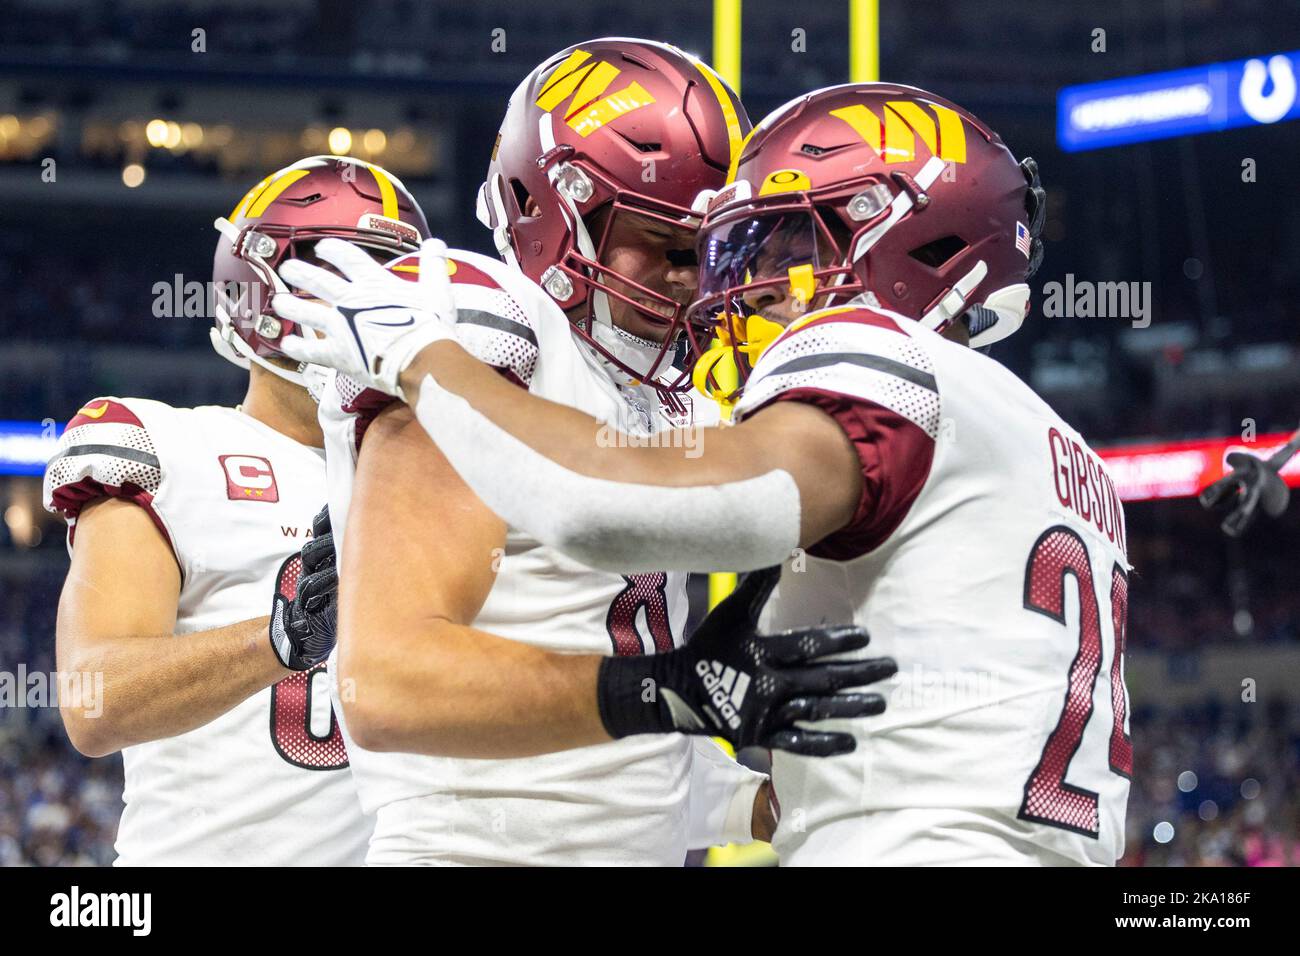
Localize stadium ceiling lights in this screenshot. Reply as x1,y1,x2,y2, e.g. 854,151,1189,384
1057,50,1300,151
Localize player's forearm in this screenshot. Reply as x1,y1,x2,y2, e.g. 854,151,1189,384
338,617,609,758
402,341,723,485
57,614,284,757
401,352,811,573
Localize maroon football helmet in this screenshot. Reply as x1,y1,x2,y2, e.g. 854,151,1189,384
211,155,430,386
688,83,1046,400
476,37,750,390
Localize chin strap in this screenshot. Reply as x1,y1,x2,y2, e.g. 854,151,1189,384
534,110,634,349
210,307,313,389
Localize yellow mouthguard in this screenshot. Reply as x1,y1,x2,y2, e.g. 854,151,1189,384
787,263,816,309
692,314,788,415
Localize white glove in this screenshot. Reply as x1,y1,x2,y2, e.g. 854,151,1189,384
274,237,458,399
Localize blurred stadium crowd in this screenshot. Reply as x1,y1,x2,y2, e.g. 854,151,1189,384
1122,701,1300,866
1,568,120,866
5,557,1299,865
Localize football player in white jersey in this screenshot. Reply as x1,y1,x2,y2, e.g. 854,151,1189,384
278,83,1131,866
43,156,430,865
270,40,896,866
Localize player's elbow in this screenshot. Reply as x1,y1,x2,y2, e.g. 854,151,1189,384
339,697,400,753
55,644,120,757
336,619,461,754
335,641,424,753
341,688,451,754
335,650,399,752
337,670,418,754
60,706,117,758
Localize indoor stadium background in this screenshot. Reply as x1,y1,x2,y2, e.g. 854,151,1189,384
1,0,1299,866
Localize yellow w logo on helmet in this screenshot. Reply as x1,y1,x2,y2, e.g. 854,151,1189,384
829,101,967,164
535,49,657,138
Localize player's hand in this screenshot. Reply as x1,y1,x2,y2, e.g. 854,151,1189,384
597,567,897,757
269,506,338,670
273,237,458,400
1200,441,1296,537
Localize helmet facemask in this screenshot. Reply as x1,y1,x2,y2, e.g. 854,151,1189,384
686,185,870,408
531,145,708,393
210,217,421,387
477,39,752,398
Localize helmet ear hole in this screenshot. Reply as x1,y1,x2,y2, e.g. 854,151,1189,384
511,179,540,219
908,235,969,269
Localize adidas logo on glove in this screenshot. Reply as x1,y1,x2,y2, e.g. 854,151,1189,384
696,659,750,731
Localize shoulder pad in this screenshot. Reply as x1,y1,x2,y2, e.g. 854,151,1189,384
386,249,541,386
43,397,163,523
739,306,940,439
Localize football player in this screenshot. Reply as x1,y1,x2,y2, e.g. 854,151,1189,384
43,156,429,864
273,40,895,865
278,83,1132,866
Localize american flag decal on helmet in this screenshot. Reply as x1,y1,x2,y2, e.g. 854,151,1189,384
1015,221,1031,259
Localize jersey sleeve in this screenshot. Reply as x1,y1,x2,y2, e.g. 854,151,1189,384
42,397,173,550
735,308,939,560
446,255,539,388
686,737,766,849
331,372,398,454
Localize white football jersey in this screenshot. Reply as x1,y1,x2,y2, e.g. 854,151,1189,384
735,304,1131,867
44,398,369,866
320,249,760,865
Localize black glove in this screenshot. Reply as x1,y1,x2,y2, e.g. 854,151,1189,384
597,567,896,757
270,506,338,670
1200,438,1298,537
